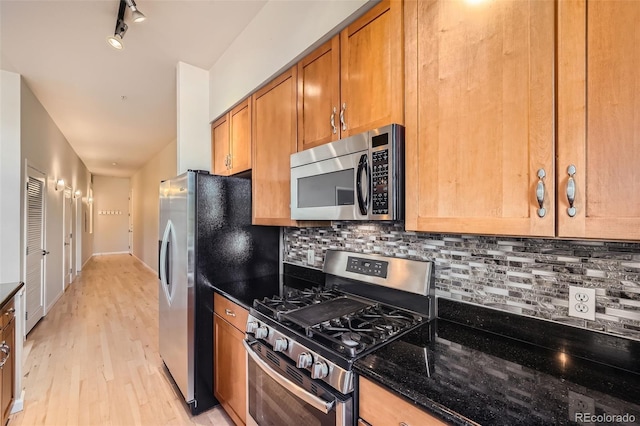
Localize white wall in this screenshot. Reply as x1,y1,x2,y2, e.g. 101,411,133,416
20,78,92,312
131,140,177,272
92,176,130,254
208,0,371,121
0,70,22,283
177,62,210,174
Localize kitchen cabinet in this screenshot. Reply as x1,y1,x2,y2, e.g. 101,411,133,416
252,67,298,226
0,298,15,426
213,293,249,426
211,99,252,176
404,0,555,237
296,0,403,151
358,377,447,426
557,0,640,240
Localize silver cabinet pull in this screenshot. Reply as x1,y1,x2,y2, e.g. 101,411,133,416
4,308,15,316
566,164,577,217
340,102,347,131
536,169,546,218
330,106,337,134
224,309,236,317
0,343,10,369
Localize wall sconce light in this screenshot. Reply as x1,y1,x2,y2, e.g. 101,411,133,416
55,179,65,191
106,0,146,50
74,190,82,199
88,196,94,205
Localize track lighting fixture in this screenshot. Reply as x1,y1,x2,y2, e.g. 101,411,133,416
106,0,146,50
125,0,146,23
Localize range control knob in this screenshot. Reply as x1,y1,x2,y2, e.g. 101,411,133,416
273,337,289,352
254,326,269,340
311,361,329,379
246,321,259,334
296,352,313,369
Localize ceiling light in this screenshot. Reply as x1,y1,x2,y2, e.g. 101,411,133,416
107,6,128,50
125,0,146,23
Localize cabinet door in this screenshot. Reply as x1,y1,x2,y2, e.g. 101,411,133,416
214,314,246,426
252,67,298,226
359,377,447,426
211,114,230,176
297,37,341,151
404,0,555,236
1,318,14,426
557,0,640,240
229,99,252,175
340,0,404,136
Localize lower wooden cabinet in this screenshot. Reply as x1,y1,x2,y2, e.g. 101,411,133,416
358,377,447,426
0,299,15,426
213,293,248,426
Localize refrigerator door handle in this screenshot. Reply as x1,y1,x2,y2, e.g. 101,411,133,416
159,220,174,302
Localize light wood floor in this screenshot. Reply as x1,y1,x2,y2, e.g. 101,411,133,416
10,254,234,426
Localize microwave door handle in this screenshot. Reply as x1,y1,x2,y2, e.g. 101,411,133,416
356,153,368,215
243,340,335,414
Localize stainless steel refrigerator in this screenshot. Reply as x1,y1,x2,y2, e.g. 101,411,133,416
158,170,280,414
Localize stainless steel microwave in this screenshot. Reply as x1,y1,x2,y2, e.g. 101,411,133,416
290,124,404,221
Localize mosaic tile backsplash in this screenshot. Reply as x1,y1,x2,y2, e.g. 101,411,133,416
283,223,640,341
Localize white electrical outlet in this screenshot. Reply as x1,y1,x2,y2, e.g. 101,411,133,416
307,249,315,266
568,286,596,321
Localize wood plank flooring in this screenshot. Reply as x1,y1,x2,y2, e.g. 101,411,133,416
9,254,234,426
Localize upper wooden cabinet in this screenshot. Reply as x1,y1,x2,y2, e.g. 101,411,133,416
211,99,252,176
297,0,403,151
404,0,555,237
252,67,298,226
557,0,640,240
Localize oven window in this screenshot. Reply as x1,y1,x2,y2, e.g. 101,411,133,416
297,169,354,208
248,357,337,426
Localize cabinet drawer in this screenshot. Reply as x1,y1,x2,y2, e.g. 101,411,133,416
359,377,448,426
214,293,248,332
0,299,15,330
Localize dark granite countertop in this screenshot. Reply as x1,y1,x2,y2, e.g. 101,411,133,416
212,263,326,310
0,282,24,308
355,300,640,425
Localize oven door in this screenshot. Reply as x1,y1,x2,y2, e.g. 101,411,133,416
290,138,370,221
244,339,352,426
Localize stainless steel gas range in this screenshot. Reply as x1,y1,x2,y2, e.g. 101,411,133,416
243,250,435,426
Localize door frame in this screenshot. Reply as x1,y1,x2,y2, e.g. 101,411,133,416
63,186,73,289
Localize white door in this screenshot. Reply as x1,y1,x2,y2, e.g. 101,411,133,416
128,190,133,254
63,189,73,288
25,172,45,334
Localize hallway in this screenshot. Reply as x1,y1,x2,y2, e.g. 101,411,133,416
10,254,233,425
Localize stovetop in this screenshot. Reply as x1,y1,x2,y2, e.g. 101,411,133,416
253,286,426,358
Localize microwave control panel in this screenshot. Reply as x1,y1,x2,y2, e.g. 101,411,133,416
372,149,389,215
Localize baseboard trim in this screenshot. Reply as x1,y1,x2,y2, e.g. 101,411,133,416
11,389,25,414
92,251,130,256
131,253,156,274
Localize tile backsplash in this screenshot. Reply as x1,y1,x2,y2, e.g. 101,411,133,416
283,222,640,341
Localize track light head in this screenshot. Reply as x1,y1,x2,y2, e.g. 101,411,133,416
125,0,146,23
106,18,127,50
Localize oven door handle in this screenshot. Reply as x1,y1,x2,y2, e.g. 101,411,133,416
243,340,335,414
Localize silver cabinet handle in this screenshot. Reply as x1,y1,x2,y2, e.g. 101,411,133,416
536,169,546,218
340,102,347,131
566,164,577,217
224,309,236,317
0,343,10,368
330,106,337,134
4,308,15,316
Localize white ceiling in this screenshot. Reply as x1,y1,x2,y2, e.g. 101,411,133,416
0,0,268,177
